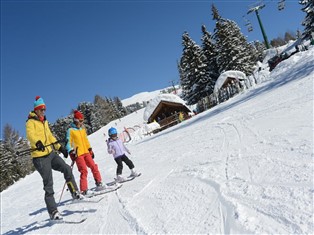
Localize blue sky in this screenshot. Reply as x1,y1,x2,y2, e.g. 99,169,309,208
1,0,304,138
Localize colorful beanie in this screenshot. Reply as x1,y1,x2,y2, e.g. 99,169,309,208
73,110,84,122
34,96,46,111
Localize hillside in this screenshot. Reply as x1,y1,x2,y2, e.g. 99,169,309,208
1,47,313,234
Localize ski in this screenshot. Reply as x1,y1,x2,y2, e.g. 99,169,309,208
107,181,118,186
114,177,135,183
128,172,141,179
36,217,87,227
114,173,142,183
49,217,87,224
62,185,122,205
83,184,122,198
70,195,106,203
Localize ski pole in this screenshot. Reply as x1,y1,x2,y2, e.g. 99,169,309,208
16,141,60,156
58,159,75,205
58,147,78,205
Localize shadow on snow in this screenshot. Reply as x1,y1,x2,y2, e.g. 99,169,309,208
3,208,97,235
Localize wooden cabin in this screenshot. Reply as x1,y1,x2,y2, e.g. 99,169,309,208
147,100,191,131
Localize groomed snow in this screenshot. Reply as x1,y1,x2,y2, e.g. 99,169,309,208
1,47,313,235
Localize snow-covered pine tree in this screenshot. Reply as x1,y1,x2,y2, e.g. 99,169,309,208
253,40,266,62
113,96,128,117
179,32,197,105
179,32,210,105
284,31,297,42
1,125,34,192
201,25,220,95
94,94,113,126
211,6,257,75
125,102,142,113
88,108,103,133
299,0,314,40
3,124,20,150
50,115,72,146
50,105,97,146
106,97,121,120
77,102,98,134
211,4,221,21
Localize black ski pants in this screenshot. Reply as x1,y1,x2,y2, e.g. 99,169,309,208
33,152,78,215
114,154,134,175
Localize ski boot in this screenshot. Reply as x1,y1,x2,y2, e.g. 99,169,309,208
72,191,84,200
50,210,63,220
95,181,103,187
116,175,126,183
95,181,107,191
130,168,140,177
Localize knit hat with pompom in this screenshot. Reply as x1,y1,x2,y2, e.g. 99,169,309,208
34,96,46,111
73,110,84,122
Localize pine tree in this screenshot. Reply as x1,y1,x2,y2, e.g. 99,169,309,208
113,96,127,117
253,41,266,62
270,36,286,47
50,116,72,146
211,4,221,21
284,31,297,42
3,124,20,149
299,0,314,40
201,25,219,95
179,32,195,105
77,102,97,134
94,94,113,125
213,17,256,75
125,102,142,113
1,125,34,192
179,32,209,105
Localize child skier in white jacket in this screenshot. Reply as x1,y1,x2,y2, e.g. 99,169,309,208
106,127,139,182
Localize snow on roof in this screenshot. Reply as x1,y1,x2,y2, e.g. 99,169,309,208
214,70,247,92
143,94,188,121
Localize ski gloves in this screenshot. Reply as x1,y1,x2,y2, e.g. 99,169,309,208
68,148,94,161
88,148,95,159
35,140,45,151
59,146,68,158
69,150,77,161
36,140,68,158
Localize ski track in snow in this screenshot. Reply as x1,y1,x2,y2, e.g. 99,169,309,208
1,47,313,234
115,189,148,234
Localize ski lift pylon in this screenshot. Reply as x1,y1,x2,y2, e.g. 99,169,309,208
278,0,285,11
247,0,265,14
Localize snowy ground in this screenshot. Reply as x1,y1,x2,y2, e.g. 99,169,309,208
1,47,313,234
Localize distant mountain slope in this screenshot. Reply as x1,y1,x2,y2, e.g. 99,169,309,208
122,90,163,107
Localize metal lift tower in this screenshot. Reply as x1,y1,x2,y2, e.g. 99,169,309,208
248,2,270,49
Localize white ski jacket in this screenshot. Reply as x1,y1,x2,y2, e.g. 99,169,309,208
107,138,130,158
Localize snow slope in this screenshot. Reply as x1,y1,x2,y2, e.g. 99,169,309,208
1,48,313,234
121,90,163,107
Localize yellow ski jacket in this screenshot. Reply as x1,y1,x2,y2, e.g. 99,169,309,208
26,111,61,158
66,123,91,157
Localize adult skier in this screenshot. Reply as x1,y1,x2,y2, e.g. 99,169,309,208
26,96,81,220
66,110,103,195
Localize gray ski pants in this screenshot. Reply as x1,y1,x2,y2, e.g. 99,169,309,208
33,152,78,215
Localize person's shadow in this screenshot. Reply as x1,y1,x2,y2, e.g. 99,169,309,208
2,207,97,235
